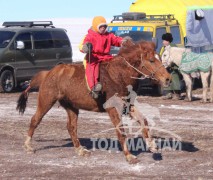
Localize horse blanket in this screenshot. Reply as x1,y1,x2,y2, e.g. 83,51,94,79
179,52,213,73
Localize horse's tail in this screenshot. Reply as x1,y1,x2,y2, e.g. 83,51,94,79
16,87,30,115
16,70,49,114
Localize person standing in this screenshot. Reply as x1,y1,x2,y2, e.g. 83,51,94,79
160,33,183,100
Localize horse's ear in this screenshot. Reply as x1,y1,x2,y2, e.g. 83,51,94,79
155,53,161,61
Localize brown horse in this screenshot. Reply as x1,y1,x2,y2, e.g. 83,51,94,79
17,40,171,164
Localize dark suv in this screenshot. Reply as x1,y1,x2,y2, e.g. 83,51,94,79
0,21,72,92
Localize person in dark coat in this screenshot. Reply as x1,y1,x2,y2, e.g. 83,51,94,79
160,33,183,100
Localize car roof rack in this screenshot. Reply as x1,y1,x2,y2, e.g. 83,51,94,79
111,12,177,23
2,21,54,28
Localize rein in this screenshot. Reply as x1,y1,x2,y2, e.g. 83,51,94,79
124,56,151,79
122,54,164,81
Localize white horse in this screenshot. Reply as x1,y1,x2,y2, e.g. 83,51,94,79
162,46,213,102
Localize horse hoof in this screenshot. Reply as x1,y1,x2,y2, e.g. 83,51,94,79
146,138,158,153
23,144,35,153
126,154,139,164
75,146,91,157
200,99,209,103
148,147,158,153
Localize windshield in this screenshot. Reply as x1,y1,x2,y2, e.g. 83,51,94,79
108,26,153,55
0,31,15,48
108,26,153,42
114,30,153,42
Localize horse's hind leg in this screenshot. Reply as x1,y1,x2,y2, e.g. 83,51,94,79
129,106,157,153
65,108,91,157
200,71,210,103
24,95,57,153
107,108,139,164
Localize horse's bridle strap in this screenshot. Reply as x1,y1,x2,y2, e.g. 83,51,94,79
122,55,161,81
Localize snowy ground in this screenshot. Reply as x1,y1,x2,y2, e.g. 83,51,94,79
0,90,213,179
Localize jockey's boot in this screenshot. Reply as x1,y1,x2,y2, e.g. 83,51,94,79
91,82,102,99
93,82,102,92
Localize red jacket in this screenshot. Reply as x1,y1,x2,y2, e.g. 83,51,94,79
80,28,123,63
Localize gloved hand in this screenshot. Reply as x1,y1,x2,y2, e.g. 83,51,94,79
82,42,93,53
121,36,133,44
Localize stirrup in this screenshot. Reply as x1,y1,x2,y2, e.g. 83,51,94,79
90,91,99,99
93,83,102,92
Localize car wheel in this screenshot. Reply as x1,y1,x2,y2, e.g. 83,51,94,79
152,84,164,96
0,70,15,93
158,84,164,96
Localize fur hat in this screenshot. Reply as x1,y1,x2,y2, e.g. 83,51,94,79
195,9,204,20
92,16,108,33
162,33,173,43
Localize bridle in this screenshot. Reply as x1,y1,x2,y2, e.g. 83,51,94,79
122,48,164,81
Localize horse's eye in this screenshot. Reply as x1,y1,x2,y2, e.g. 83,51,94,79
150,58,155,63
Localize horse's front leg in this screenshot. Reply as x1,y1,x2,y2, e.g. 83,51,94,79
182,73,193,101
66,108,91,157
107,108,139,164
200,72,210,103
129,106,157,153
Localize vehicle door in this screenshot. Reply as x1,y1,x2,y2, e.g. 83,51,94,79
14,32,36,79
51,30,72,64
32,31,56,71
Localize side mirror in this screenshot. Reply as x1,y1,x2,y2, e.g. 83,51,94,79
16,41,25,49
152,37,158,48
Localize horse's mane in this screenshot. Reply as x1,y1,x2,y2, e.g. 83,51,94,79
112,40,156,64
119,40,155,55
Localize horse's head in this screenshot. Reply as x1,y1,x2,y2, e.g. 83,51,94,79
161,46,172,68
161,46,190,67
118,41,171,87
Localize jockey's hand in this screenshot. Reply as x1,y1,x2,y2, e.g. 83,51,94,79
82,42,93,53
121,36,133,45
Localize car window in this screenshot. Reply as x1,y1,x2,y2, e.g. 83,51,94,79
170,26,181,44
16,33,32,49
33,31,54,49
156,27,167,53
51,31,70,48
0,31,15,48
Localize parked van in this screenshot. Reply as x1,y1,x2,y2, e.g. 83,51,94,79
0,21,72,92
